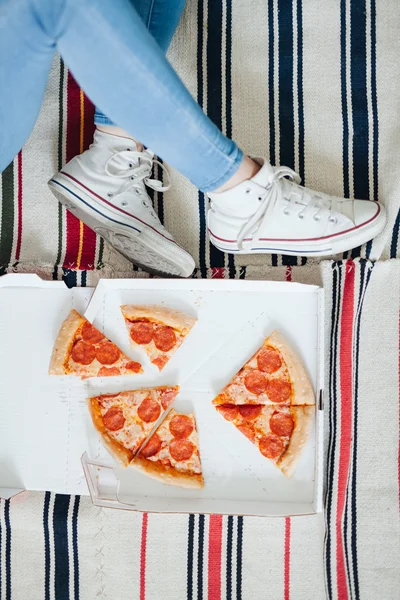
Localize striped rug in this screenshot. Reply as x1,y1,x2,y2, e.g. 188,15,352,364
1,0,400,598
1,258,399,600
0,0,399,280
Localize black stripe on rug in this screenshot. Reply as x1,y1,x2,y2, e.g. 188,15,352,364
187,514,195,600
390,208,400,258
350,0,370,259
72,496,80,600
53,494,71,600
197,514,205,600
43,492,51,600
226,515,234,600
236,516,243,600
340,1,350,202
4,499,11,600
207,0,226,271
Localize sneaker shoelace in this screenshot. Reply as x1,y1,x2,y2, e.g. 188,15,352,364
104,149,171,213
236,165,336,250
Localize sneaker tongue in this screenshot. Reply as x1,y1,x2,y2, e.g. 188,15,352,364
250,160,275,186
94,129,138,154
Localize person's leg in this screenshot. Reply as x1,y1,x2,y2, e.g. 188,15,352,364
0,0,56,171
46,0,384,274
94,0,187,129
56,0,242,192
48,0,246,277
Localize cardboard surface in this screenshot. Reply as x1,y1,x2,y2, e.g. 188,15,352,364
0,276,324,516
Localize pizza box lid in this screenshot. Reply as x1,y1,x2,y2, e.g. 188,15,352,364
0,274,324,517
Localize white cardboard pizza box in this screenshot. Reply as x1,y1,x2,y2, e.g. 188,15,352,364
0,274,324,517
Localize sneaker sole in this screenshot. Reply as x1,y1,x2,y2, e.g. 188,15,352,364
208,203,386,257
48,174,195,278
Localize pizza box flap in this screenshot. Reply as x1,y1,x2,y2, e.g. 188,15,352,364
0,274,94,499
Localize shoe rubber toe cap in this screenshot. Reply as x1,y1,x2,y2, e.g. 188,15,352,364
353,199,383,227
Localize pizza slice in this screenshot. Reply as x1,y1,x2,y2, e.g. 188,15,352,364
87,386,179,466
215,403,314,477
132,409,204,489
121,304,197,371
49,309,143,379
213,330,315,406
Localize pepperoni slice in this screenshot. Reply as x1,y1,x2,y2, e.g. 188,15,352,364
95,342,120,365
236,424,255,443
169,415,194,439
98,367,121,377
152,355,169,371
238,405,262,420
216,405,238,422
266,379,292,403
71,341,95,365
169,439,195,462
259,434,284,459
257,346,282,374
160,388,178,410
141,433,162,458
244,370,268,395
137,396,161,423
125,361,142,373
103,407,125,431
81,321,105,344
130,321,154,345
153,326,176,352
270,412,294,437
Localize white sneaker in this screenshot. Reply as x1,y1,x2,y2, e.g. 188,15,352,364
48,130,195,277
207,160,386,257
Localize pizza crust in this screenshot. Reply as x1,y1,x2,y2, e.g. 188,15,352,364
266,331,315,405
277,406,315,477
49,309,84,375
131,455,204,489
121,304,197,334
87,397,133,467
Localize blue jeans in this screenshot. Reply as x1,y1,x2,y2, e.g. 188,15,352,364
0,0,243,192
94,0,186,126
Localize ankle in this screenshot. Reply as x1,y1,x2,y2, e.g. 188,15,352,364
96,125,143,151
212,156,261,193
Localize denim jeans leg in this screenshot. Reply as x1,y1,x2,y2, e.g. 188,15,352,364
93,0,187,126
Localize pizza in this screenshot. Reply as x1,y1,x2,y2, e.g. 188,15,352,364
132,409,204,489
212,331,315,477
213,330,315,406
215,404,314,477
49,309,143,379
87,386,179,466
121,305,197,371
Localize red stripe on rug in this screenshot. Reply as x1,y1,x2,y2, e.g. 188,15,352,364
284,517,291,600
15,151,23,261
140,512,148,600
64,73,97,270
79,92,97,270
64,72,82,269
336,259,355,600
211,267,225,279
207,515,223,600
285,266,292,282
